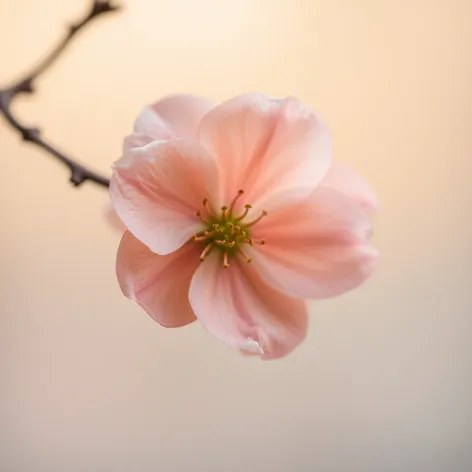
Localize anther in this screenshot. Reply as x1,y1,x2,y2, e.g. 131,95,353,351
200,243,213,261
226,241,235,248
221,206,228,220
245,210,268,228
193,235,207,242
246,238,255,246
202,198,214,217
229,189,245,215
212,223,220,231
237,247,252,263
215,240,226,246
223,253,230,268
235,204,252,222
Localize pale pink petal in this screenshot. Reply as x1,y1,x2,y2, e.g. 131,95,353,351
250,187,378,299
198,93,331,210
123,133,157,152
321,162,378,212
133,107,172,141
110,139,219,255
124,94,215,151
189,254,308,360
117,231,199,327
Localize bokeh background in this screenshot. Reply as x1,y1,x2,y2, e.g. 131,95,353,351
1,0,471,471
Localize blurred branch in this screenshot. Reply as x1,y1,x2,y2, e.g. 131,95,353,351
0,1,121,188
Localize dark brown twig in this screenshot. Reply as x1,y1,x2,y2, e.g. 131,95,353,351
0,1,121,188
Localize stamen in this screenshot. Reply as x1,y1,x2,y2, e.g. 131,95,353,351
202,198,214,217
229,189,244,215
200,242,213,261
194,195,265,264
237,247,252,263
221,206,228,221
235,204,252,222
245,210,268,228
196,210,208,224
248,238,266,245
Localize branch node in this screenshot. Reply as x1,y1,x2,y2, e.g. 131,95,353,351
17,79,34,94
92,1,121,16
21,127,41,142
68,24,80,36
70,169,86,187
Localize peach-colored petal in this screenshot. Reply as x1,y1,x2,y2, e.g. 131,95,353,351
110,139,218,255
189,254,308,360
321,162,378,212
117,231,199,327
250,187,378,299
198,93,331,210
124,94,215,151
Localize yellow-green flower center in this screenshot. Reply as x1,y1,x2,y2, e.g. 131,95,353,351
194,190,267,268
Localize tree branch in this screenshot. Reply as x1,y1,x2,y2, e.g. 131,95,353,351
0,1,121,188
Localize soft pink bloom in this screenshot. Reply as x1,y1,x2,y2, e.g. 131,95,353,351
110,93,378,359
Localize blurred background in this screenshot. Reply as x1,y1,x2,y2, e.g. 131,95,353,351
1,0,471,471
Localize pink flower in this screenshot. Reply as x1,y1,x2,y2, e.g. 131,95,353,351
110,93,378,359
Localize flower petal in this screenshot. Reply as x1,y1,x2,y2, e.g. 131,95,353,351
110,139,219,255
123,133,156,152
125,94,215,151
250,187,378,299
189,254,308,360
321,162,378,212
117,231,199,327
198,93,331,209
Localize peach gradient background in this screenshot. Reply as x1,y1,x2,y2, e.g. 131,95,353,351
1,1,471,471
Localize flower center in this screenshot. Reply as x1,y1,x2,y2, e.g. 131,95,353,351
193,190,267,268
